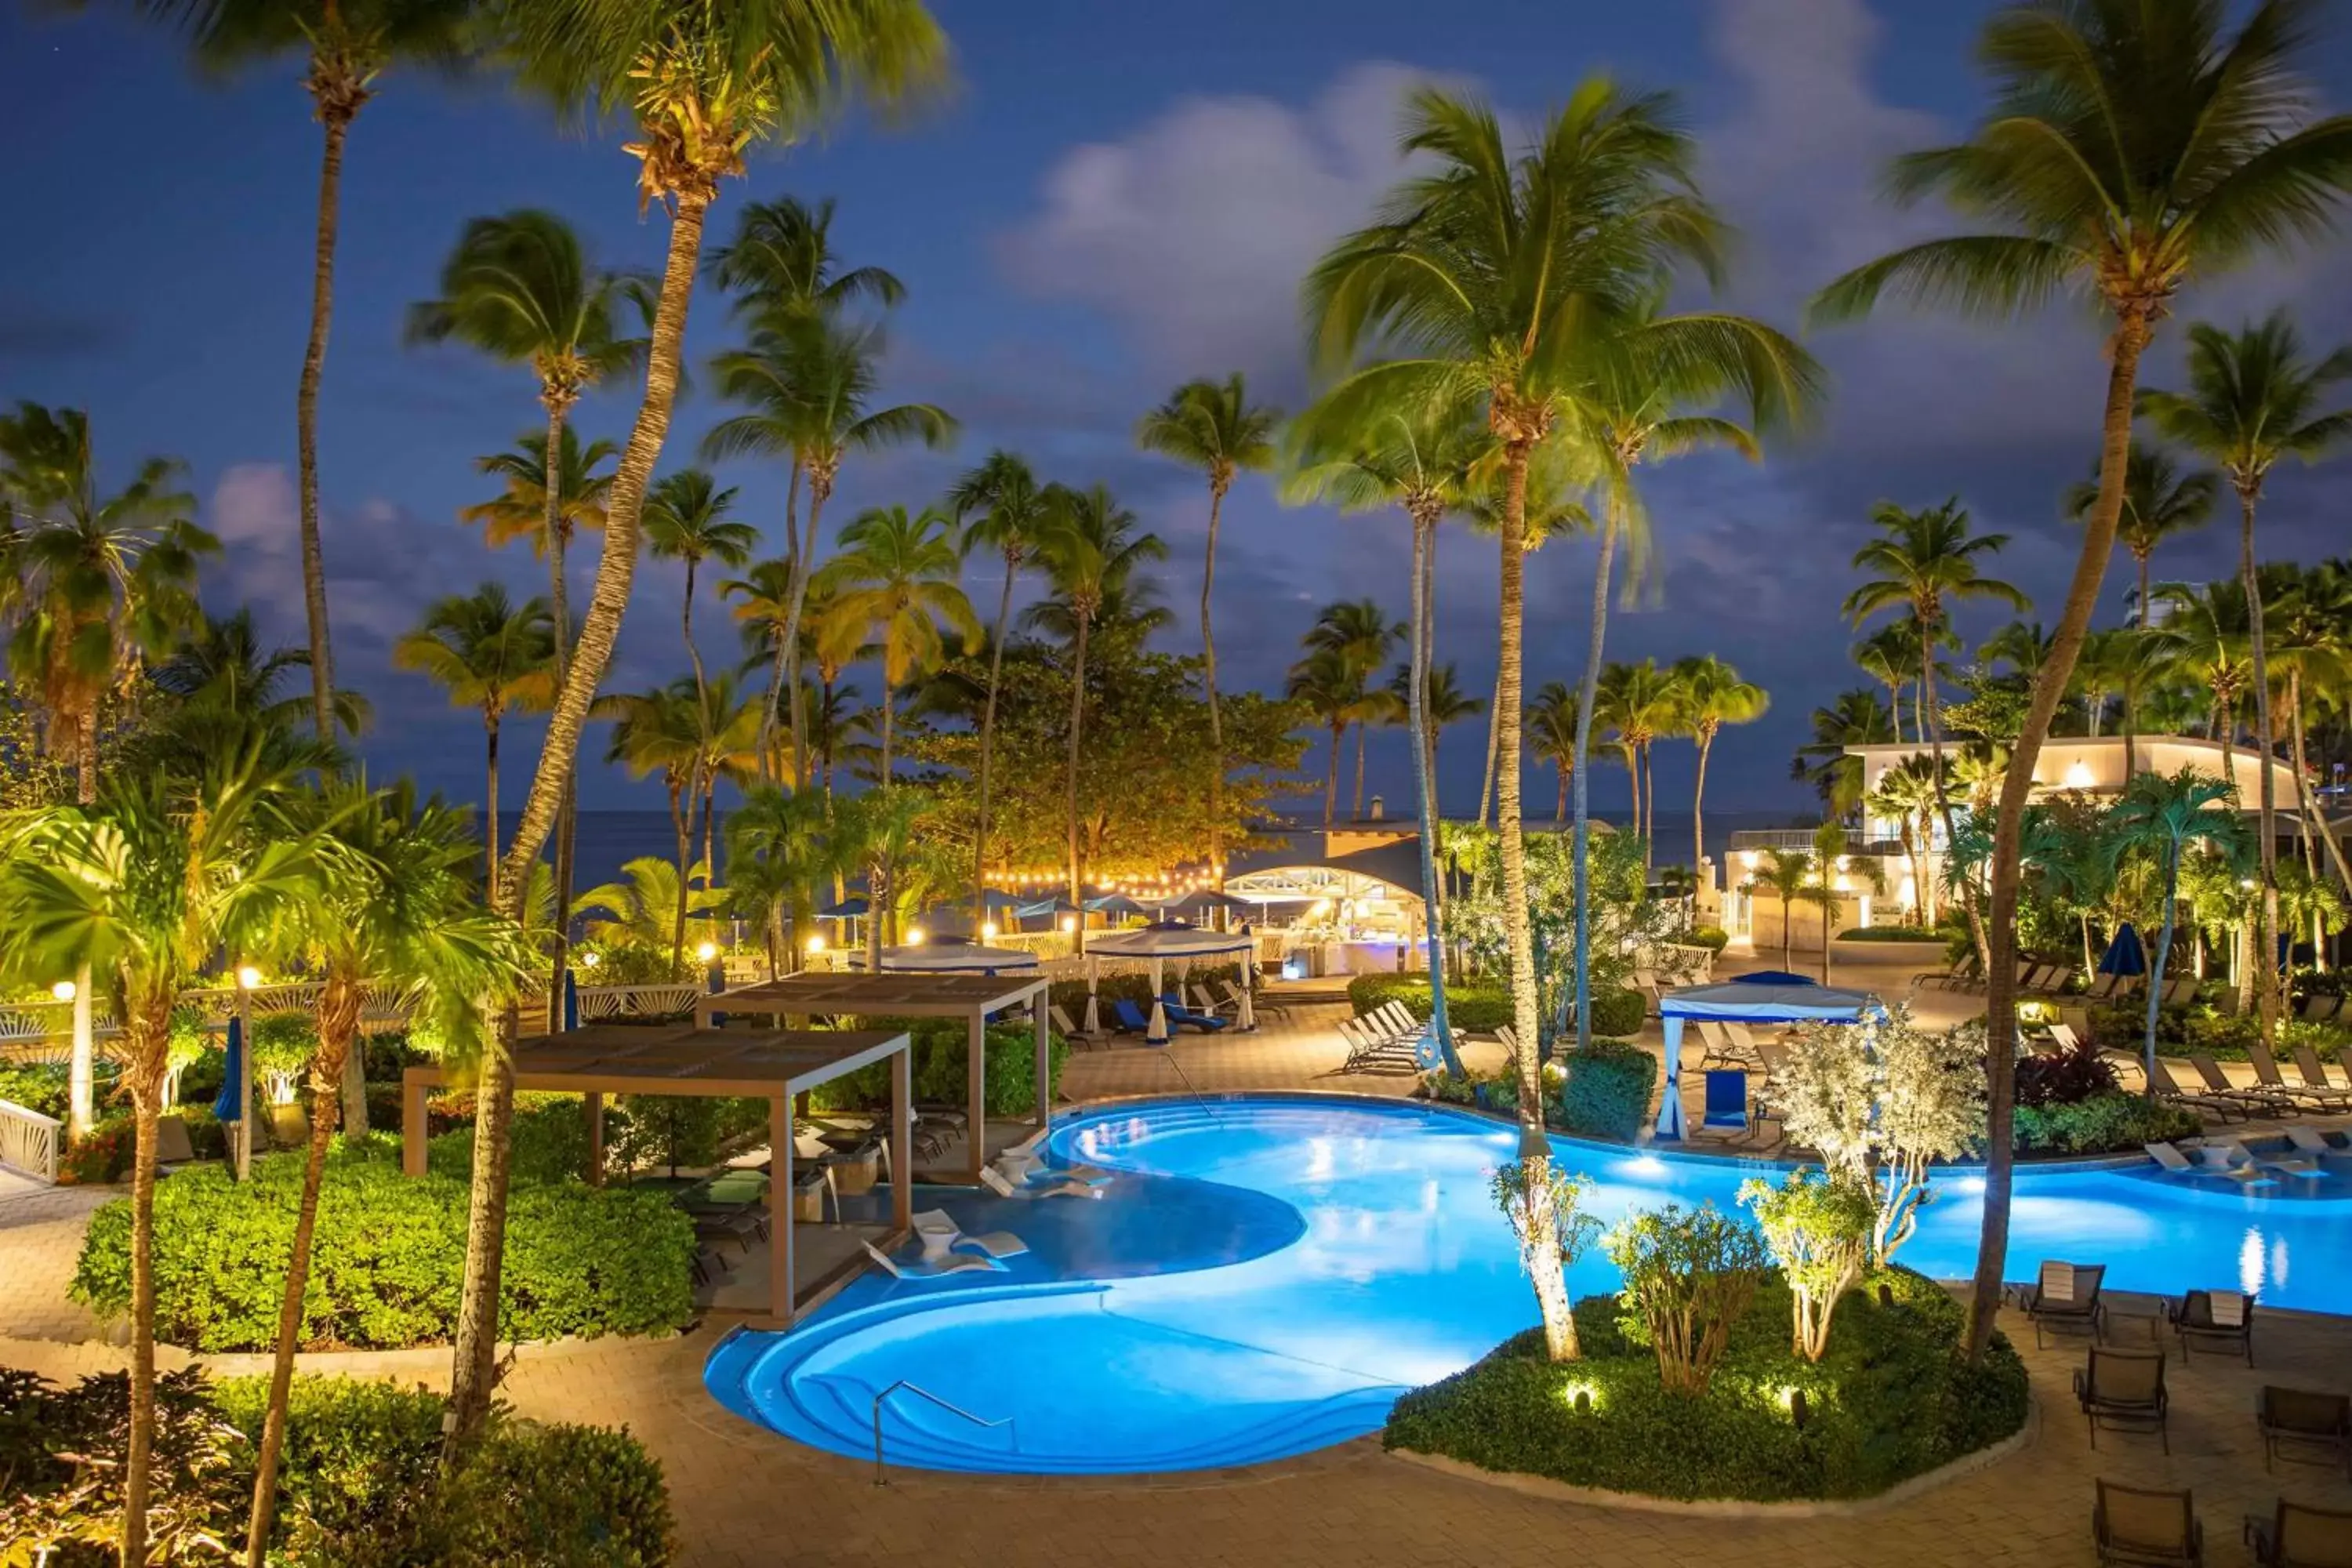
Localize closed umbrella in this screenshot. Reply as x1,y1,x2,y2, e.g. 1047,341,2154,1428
212,1014,246,1177
2097,923,2147,978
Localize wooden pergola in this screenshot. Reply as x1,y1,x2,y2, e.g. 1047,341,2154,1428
399,1022,912,1326
698,971,1052,1185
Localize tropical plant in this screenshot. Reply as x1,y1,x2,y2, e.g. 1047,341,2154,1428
1136,372,1280,879
1491,1164,1602,1360
1869,753,1955,927
151,608,370,742
2110,768,2252,1092
815,504,978,798
946,451,1051,931
575,853,721,959
1526,681,1581,823
1791,688,1894,819
1390,661,1483,798
1671,655,1766,877
1301,599,1401,819
2064,447,2217,628
1811,0,2352,1359
1745,848,1814,968
1286,648,1364,828
591,676,750,966
1602,1203,1770,1396
643,466,756,704
390,584,555,899
1740,1171,1876,1362
1592,658,1681,857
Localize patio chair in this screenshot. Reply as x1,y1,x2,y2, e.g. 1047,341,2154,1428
2162,976,2199,1006
2147,1058,2249,1123
2167,1290,2255,1365
154,1114,199,1172
2187,1054,2296,1116
1189,983,1237,1019
1338,1017,1421,1076
1696,1069,1754,1142
978,1165,1101,1201
1694,1019,1748,1069
2024,1261,2109,1348
2035,966,2081,995
1158,993,1228,1034
1221,979,1285,1020
2284,1126,2344,1159
1049,1003,1099,1047
954,1229,1029,1261
2192,1141,2280,1188
2089,972,2124,1001
861,1239,1000,1279
2292,1047,2348,1098
2256,1387,2351,1479
2094,1481,2204,1568
1109,998,1153,1036
2249,1043,2352,1111
2144,1142,2202,1174
2075,1345,2170,1452
2245,1500,2352,1567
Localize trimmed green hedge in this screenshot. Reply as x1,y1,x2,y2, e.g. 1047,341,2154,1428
2013,1091,2201,1154
1386,1266,2027,1501
807,1018,1071,1118
1835,926,1948,942
5,1367,673,1567
1686,927,1730,953
1346,974,1649,1038
1555,1040,1657,1141
72,1149,694,1352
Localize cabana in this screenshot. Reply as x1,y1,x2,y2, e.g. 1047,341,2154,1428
1654,976,1881,1140
1086,920,1258,1041
398,1022,912,1327
695,971,1051,1184
873,938,1040,977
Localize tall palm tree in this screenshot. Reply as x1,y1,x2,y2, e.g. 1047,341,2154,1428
644,467,756,705
0,740,320,1566
1792,688,1895,819
1810,0,2352,1360
0,404,216,1139
1136,373,1280,880
2269,562,2352,899
1853,626,1911,746
591,679,713,968
2140,312,2352,1038
1285,399,1490,1074
151,608,370,740
2111,767,2249,1090
1301,598,1402,819
1287,648,1365,828
390,583,556,898
456,0,947,1443
2064,448,2218,628
707,195,906,327
2071,626,2139,739
459,425,618,557
1025,483,1164,949
1675,655,1767,876
240,779,531,1566
1526,681,1581,822
1592,659,1681,858
143,0,476,744
1746,847,1814,969
1870,753,1955,927
947,451,1051,930
1978,619,2054,679
702,318,956,784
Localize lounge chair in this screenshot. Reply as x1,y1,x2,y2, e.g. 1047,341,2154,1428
2049,1022,2085,1052
978,1165,1101,1201
155,1114,199,1171
861,1239,1000,1279
1221,979,1284,1020
2088,972,2123,1000
2256,1387,2351,1479
2145,1141,2203,1174
2094,1481,2203,1567
1160,993,1229,1034
2249,1043,2352,1111
910,1207,961,1259
1695,1019,1748,1069
2292,1047,2348,1098
2284,1126,2343,1159
2024,1261,2108,1348
1338,1016,1425,1076
2075,1345,2170,1452
1189,984,1236,1019
2207,1138,2309,1181
2187,1054,2295,1116
1695,1069,1754,1142
2167,1290,2255,1365
2147,1058,2248,1123
954,1229,1029,1261
1109,998,1153,1036
1050,1003,1099,1047
2245,1501,2352,1567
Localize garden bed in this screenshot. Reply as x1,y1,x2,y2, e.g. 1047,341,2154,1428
1385,1268,2027,1503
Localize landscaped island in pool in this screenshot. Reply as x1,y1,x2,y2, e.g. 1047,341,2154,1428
704,1095,2352,1475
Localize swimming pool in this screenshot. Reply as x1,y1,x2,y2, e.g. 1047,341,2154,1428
704,1095,2352,1475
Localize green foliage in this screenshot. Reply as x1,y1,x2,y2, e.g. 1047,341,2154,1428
1602,1203,1770,1395
1686,925,1730,952
72,1148,693,1351
1835,926,1949,942
1740,1171,1876,1360
58,1116,139,1185
435,1419,676,1566
804,1018,1070,1120
1553,1041,1657,1140
1345,974,1513,1034
578,941,691,986
1385,1267,2027,1501
0,1367,249,1566
608,1094,768,1178
0,1062,69,1120
1587,985,1646,1040
2011,1091,2201,1154
426,1095,596,1185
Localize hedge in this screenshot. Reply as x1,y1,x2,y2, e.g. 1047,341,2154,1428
1555,1040,1658,1141
808,1018,1070,1119
1835,926,1948,942
2012,1091,2201,1154
72,1149,694,1352
1386,1266,2027,1501
1686,926,1730,953
3,1367,673,1567
1346,974,1654,1037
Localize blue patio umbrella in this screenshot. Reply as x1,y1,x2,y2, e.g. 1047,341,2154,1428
211,1014,245,1125
2098,922,2147,978
1733,970,1815,986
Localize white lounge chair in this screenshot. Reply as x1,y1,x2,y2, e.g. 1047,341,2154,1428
2199,1140,2281,1186
2144,1141,2198,1173
910,1207,960,1259
862,1240,1000,1279
2284,1126,2343,1159
979,1166,1101,1200
953,1230,1029,1260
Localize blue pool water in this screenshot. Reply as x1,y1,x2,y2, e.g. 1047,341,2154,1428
704,1095,2352,1475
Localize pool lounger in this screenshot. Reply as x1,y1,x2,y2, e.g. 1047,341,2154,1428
862,1240,1000,1279
980,1165,1102,1200
994,1150,1114,1187
2146,1141,2278,1185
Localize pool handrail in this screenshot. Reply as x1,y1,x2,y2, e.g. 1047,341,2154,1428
873,1379,1016,1485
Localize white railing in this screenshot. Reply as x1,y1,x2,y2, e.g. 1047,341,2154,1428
576,984,703,1023
0,1098,61,1184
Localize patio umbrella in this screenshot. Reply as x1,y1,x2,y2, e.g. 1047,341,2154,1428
211,1014,245,1126
1087,920,1259,1040
875,937,1040,975
2097,923,2147,978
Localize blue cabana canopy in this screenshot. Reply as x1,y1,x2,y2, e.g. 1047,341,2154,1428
1654,978,1881,1141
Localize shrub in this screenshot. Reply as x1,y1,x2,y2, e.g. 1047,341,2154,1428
806,1019,1071,1119
2012,1091,2200,1154
425,1094,597,1185
609,1094,768,1178
2013,1038,2120,1108
1552,1041,1656,1140
1385,1265,2027,1501
1602,1203,1769,1396
58,1116,137,1185
73,1149,694,1351
1740,1172,1875,1361
437,1418,675,1566
1686,926,1730,953
0,1063,70,1121
0,1368,251,1564
1834,925,1947,942
249,1008,320,1098
1345,974,1514,1034
1587,985,1646,1040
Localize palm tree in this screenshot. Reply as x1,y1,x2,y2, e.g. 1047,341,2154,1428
1526,681,1581,822
1301,599,1402,819
1025,484,1164,948
1870,753,1955,928
1,404,216,1140
1845,498,2025,968
240,779,532,1566
1136,373,1280,880
151,608,370,740
707,195,906,327
2064,448,2218,628
1287,648,1364,827
2154,580,2252,759
1978,619,2054,680
2111,768,2249,1091
702,318,956,784
2071,626,2139,739
390,584,556,898
0,739,320,1565
1746,848,1814,969
1853,626,1911,746
1595,658,1682,858
1791,688,1894,819
143,0,476,746
575,853,720,954
1284,399,1490,1075
947,451,1051,929
2268,563,2352,900
1810,0,2352,1361
2140,312,2352,1039
644,467,756,705
1675,655,1767,876
592,680,711,968
1391,660,1484,794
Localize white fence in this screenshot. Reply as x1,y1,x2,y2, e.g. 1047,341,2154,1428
575,984,703,1023
0,1098,61,1184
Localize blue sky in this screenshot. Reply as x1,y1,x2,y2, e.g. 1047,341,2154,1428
5,0,2350,825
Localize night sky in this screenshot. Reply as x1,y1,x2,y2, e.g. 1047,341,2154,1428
6,0,2350,823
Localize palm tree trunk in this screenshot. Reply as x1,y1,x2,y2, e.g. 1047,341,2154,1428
2137,550,2152,632
1572,505,1621,1053
1406,505,1460,1075
2238,488,2281,1043
1922,618,1991,973
780,474,831,793
483,713,500,902
1495,437,1574,1362
122,1082,162,1567
1323,724,1343,826
1693,731,1712,879
757,463,804,783
2145,845,2180,1096
1478,670,1502,832
1969,308,2151,1361
971,555,1016,932
1556,771,1568,823
1203,479,1226,884
244,975,361,1567
1066,612,1091,956
296,104,353,745
544,398,577,1038
1352,721,1369,821
457,180,713,1450
668,779,691,973
68,713,96,1139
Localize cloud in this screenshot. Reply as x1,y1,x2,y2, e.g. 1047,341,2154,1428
0,304,120,361
996,62,1444,391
